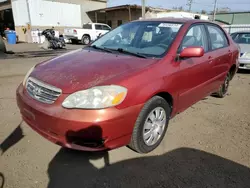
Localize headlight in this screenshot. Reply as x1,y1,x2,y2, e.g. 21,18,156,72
62,85,127,109
22,66,35,86
243,52,250,58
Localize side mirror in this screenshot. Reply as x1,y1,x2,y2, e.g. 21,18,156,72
179,47,204,58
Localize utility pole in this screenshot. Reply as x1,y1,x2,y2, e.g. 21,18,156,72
187,0,193,12
26,0,32,43
212,0,218,21
142,0,146,19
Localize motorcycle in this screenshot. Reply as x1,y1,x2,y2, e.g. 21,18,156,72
41,29,65,49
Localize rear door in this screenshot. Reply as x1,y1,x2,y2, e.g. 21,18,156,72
205,24,232,91
177,24,212,112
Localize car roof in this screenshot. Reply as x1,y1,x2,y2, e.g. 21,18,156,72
135,17,211,24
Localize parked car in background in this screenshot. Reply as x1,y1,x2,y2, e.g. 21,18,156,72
231,31,250,70
64,23,111,45
17,18,239,154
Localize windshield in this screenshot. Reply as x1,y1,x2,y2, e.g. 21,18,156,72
91,21,183,58
232,33,250,44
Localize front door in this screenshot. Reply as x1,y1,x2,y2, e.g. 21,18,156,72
176,24,212,112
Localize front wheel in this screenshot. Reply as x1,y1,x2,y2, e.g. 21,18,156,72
81,35,90,45
128,96,171,153
215,72,230,98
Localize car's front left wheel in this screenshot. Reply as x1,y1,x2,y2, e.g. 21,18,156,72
128,96,171,153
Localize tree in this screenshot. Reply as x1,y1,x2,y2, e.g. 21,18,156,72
178,6,183,11
172,6,183,11
201,10,207,14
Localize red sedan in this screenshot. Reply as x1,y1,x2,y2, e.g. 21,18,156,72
16,18,239,153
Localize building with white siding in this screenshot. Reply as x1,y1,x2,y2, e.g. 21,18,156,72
0,0,106,42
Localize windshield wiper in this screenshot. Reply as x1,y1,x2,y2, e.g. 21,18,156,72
90,45,114,53
116,48,147,58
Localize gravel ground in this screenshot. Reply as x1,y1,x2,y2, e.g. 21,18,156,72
0,43,250,188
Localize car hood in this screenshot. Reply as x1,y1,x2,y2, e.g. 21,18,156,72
31,48,158,93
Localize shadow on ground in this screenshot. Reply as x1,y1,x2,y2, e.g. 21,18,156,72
0,121,24,155
0,49,71,59
237,69,250,74
47,147,250,188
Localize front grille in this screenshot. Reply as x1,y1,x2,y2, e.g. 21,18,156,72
26,77,62,104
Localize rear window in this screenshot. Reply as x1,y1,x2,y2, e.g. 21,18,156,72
232,33,250,44
82,24,92,29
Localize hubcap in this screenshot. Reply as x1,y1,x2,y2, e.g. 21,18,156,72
143,107,166,146
84,37,89,44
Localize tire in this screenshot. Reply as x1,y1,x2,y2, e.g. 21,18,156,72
81,35,90,45
215,72,230,98
128,96,171,153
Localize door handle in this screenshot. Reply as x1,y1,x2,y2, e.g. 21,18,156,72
208,56,212,59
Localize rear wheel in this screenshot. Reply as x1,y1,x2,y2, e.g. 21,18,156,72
128,96,171,153
81,35,90,45
215,72,230,98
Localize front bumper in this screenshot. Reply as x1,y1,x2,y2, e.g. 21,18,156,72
239,58,250,70
16,84,143,151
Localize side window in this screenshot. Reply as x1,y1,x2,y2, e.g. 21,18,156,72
95,24,102,30
207,25,228,50
82,24,92,29
102,25,111,31
180,25,208,52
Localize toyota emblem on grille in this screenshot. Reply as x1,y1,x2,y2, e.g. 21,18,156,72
33,87,41,95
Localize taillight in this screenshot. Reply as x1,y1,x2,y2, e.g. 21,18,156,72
73,30,77,34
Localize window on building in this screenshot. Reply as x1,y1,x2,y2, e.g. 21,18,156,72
117,20,122,26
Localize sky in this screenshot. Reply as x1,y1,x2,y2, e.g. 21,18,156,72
108,0,250,12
